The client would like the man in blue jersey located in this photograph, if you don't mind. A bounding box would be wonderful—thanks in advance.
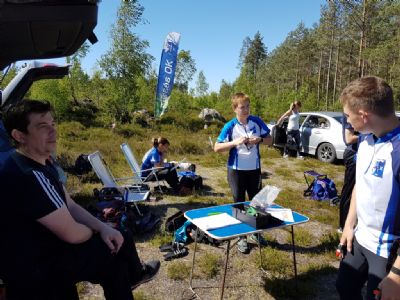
[214,92,272,253]
[336,76,400,299]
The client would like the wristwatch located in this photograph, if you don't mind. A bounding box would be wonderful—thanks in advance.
[259,138,264,144]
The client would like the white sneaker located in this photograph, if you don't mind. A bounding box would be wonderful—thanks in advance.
[283,154,289,159]
[297,155,304,160]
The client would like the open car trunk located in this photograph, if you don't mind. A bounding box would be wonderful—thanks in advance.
[0,0,98,70]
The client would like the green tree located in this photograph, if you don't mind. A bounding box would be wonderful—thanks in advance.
[29,79,70,119]
[175,50,197,92]
[0,64,18,90]
[65,43,90,103]
[195,71,209,97]
[99,0,153,122]
[239,31,268,80]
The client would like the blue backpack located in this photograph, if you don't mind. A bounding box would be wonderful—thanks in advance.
[304,175,338,201]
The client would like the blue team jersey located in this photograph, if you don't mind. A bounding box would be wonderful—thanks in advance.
[216,116,270,170]
[355,126,400,258]
[141,147,161,177]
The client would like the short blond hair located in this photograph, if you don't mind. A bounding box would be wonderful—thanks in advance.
[340,76,394,117]
[231,92,250,110]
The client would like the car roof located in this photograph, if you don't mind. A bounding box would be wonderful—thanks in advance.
[300,111,343,117]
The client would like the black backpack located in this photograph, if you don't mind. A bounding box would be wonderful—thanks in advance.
[74,154,92,175]
[179,174,203,190]
[165,210,186,233]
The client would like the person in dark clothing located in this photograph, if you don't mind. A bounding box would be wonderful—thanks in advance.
[338,115,359,232]
[0,100,160,300]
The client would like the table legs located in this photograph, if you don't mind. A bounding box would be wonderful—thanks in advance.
[219,240,231,300]
[188,229,232,300]
[188,228,298,299]
[189,227,199,295]
[290,225,298,290]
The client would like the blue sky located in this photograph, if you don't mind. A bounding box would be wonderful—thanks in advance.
[74,1,326,92]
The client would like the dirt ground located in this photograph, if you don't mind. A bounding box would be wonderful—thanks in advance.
[79,160,343,300]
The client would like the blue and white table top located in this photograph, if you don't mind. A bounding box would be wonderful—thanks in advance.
[185,202,309,241]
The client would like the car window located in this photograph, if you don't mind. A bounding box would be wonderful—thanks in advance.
[303,116,319,128]
[318,117,330,129]
[333,116,343,123]
[303,116,330,128]
[299,115,307,126]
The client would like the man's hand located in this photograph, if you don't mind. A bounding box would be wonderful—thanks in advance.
[99,225,124,254]
[339,225,354,258]
[235,136,249,146]
[378,273,400,300]
[247,137,261,145]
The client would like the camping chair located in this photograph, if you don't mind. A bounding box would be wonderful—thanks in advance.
[120,142,168,193]
[303,170,325,190]
[87,151,150,215]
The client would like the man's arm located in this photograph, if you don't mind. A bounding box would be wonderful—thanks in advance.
[37,206,93,244]
[340,186,357,254]
[345,128,358,145]
[214,136,248,153]
[248,135,272,146]
[64,187,124,253]
[379,256,400,299]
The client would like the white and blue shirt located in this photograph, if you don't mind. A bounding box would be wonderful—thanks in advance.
[355,126,400,258]
[141,147,161,177]
[216,116,270,170]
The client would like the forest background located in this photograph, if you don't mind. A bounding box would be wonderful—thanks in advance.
[1,0,400,126]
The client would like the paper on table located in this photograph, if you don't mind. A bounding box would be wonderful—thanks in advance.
[266,207,294,222]
[193,213,242,230]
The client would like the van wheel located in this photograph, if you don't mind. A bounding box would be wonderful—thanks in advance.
[317,142,336,163]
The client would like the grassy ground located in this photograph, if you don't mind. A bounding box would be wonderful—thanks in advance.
[59,122,345,300]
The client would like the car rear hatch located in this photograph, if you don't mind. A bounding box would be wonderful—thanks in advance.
[0,0,99,70]
[1,61,69,110]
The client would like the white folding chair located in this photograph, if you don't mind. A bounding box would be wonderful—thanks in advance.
[87,151,149,215]
[120,142,166,193]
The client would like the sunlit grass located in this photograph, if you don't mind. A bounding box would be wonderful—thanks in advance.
[292,227,313,247]
[255,247,293,276]
[197,253,222,279]
[167,261,191,280]
[59,117,346,299]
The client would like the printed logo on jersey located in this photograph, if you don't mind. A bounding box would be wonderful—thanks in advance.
[371,159,386,178]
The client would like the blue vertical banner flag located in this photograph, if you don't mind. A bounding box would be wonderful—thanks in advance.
[155,32,181,118]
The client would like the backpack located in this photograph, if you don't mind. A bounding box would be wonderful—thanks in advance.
[304,175,338,201]
[74,154,92,175]
[165,210,186,233]
[174,220,220,246]
[178,171,203,190]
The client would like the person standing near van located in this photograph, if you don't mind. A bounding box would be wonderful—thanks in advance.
[277,101,303,159]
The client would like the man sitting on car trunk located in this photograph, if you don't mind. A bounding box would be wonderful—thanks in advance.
[0,100,160,300]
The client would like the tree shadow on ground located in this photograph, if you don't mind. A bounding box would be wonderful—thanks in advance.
[263,265,337,299]
[264,233,339,255]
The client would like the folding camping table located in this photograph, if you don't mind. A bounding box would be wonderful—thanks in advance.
[184,202,309,300]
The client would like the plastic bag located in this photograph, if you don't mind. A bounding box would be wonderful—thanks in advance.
[250,185,281,210]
